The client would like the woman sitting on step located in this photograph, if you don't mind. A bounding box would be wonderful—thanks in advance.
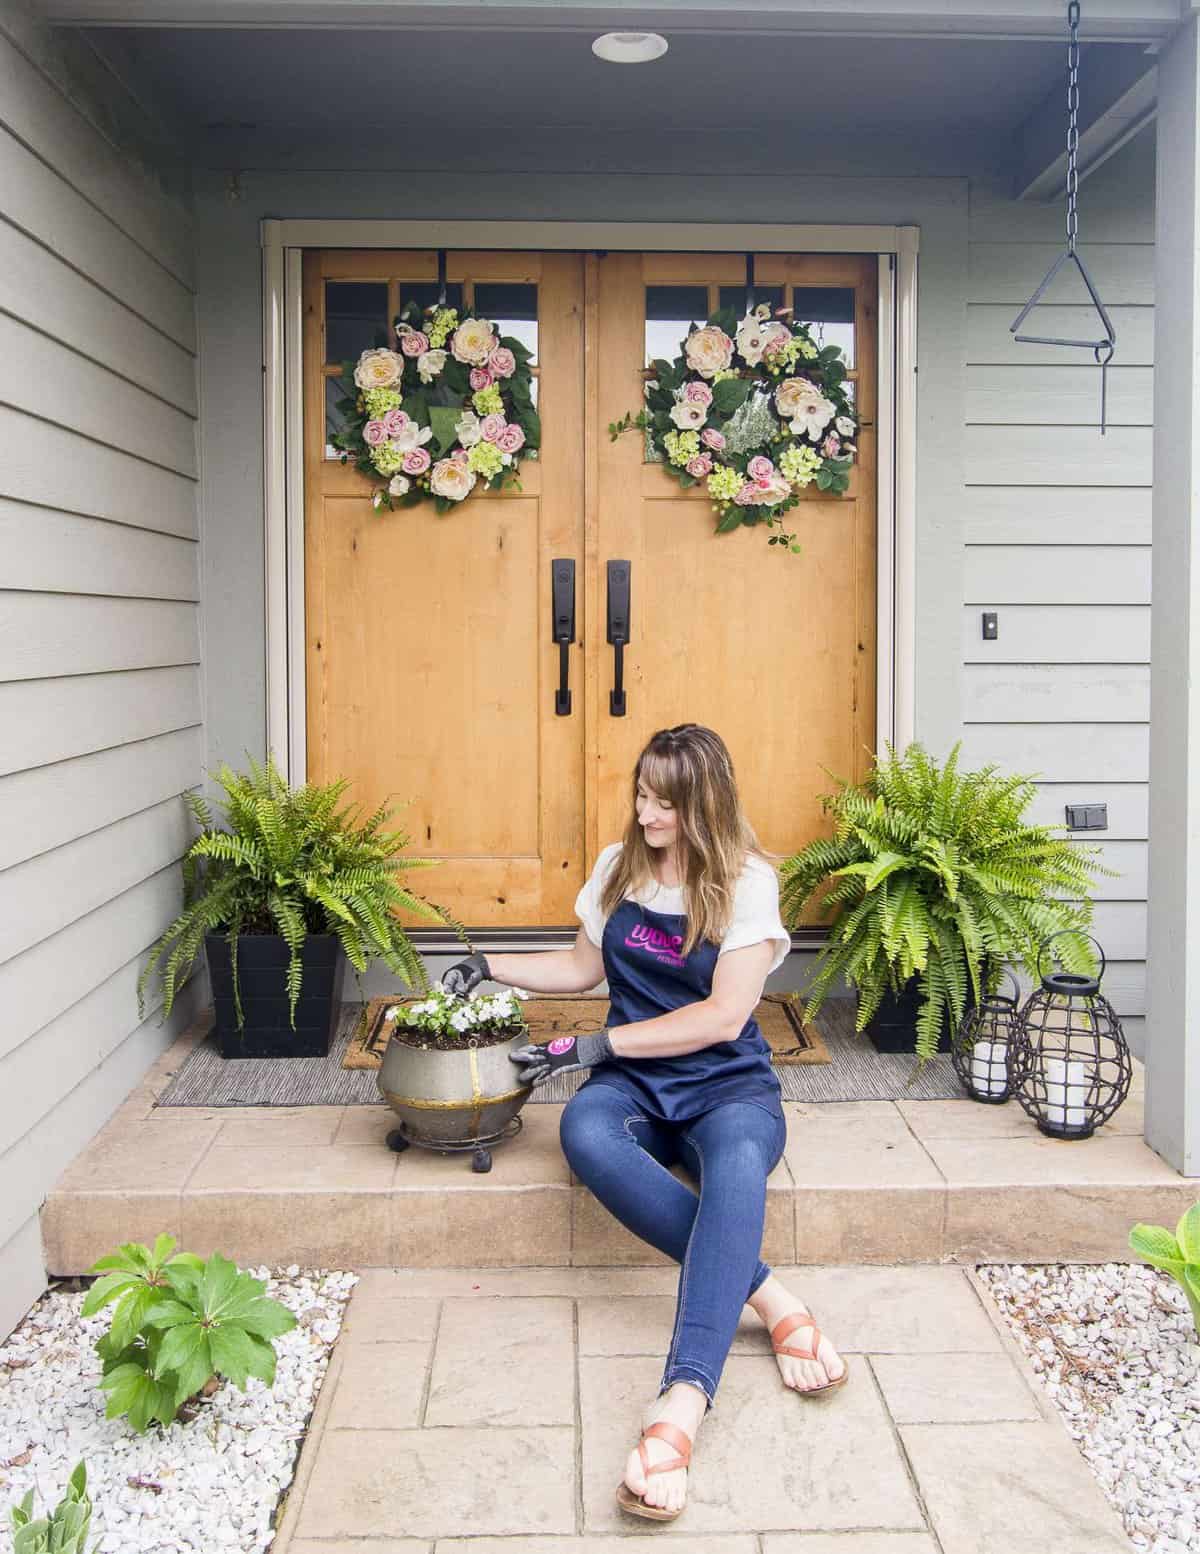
[440,722,848,1523]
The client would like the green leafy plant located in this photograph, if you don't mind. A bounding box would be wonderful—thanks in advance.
[137,752,455,1030]
[1130,1204,1200,1333]
[779,741,1111,1060]
[9,1461,94,1554]
[81,1234,297,1434]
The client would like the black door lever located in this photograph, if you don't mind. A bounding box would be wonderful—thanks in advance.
[552,559,575,715]
[607,559,631,716]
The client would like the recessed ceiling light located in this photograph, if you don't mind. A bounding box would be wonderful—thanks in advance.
[591,31,668,64]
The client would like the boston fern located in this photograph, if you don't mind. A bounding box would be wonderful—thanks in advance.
[779,742,1111,1061]
[137,754,453,1030]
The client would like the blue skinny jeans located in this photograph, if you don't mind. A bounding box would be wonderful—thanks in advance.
[560,1081,787,1407]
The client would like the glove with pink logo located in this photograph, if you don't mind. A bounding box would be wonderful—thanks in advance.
[509,1030,615,1089]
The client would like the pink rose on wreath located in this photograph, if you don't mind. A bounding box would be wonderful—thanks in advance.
[381,408,409,438]
[402,447,432,476]
[747,455,775,483]
[701,428,726,451]
[480,413,507,443]
[734,484,758,506]
[496,423,525,454]
[822,433,841,458]
[488,346,517,378]
[470,367,494,392]
[363,420,389,446]
[400,331,430,358]
[683,381,713,407]
[686,454,713,478]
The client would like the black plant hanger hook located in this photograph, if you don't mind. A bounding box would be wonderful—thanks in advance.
[1008,0,1117,433]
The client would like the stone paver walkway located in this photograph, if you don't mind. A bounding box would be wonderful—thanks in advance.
[272,1264,1131,1554]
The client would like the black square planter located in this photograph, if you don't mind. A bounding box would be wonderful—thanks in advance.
[205,932,346,1059]
[866,977,959,1054]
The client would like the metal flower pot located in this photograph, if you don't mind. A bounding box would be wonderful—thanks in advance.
[377,1028,533,1149]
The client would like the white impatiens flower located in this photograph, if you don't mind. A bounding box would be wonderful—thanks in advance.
[390,418,434,454]
[775,377,837,440]
[388,474,411,498]
[669,399,707,430]
[417,348,448,384]
[835,415,856,438]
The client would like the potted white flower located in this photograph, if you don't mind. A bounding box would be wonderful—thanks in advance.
[377,984,535,1156]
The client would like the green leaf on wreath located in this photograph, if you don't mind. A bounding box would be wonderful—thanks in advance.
[651,359,678,392]
[440,358,470,395]
[716,506,745,534]
[433,495,453,515]
[676,471,698,489]
[711,378,751,415]
[429,406,461,455]
[815,470,833,491]
[710,306,739,337]
[521,407,542,448]
[403,390,429,427]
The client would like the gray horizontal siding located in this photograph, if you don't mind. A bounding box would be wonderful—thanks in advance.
[0,6,203,1339]
[965,132,1153,1044]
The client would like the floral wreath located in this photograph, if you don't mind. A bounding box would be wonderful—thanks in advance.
[331,301,540,514]
[611,302,858,552]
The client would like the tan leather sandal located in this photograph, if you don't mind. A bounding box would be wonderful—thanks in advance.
[771,1310,850,1396]
[615,1419,694,1522]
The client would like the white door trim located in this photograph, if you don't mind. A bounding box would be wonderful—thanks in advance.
[261,218,918,781]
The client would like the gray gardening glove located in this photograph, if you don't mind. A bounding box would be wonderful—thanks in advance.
[441,950,490,998]
[510,1030,615,1089]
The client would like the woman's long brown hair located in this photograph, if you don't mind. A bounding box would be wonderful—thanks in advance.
[600,724,763,956]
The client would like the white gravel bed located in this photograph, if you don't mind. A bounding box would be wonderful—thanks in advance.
[979,1263,1200,1554]
[0,1265,357,1554]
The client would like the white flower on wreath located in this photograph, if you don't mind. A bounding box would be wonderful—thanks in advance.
[389,416,434,454]
[388,474,411,497]
[669,399,708,430]
[775,377,836,440]
[455,410,483,447]
[417,348,448,384]
[354,348,404,390]
[451,317,497,366]
[735,314,790,367]
[430,457,477,502]
[684,324,734,380]
[835,415,856,438]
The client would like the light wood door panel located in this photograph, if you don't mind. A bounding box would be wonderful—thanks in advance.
[304,250,586,924]
[591,252,878,909]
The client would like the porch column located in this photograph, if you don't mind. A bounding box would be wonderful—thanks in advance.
[1147,13,1200,1175]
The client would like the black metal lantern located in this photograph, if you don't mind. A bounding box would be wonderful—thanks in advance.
[1010,932,1132,1140]
[951,967,1022,1104]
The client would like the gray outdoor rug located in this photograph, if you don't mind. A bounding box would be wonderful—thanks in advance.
[154,999,965,1108]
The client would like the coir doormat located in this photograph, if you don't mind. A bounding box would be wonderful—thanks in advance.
[343,993,830,1070]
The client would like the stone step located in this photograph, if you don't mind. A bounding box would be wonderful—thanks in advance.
[41,1027,1185,1275]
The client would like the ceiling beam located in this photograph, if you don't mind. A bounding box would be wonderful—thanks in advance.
[1013,44,1159,200]
[34,0,1184,42]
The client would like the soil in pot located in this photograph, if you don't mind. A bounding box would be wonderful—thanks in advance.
[388,1021,527,1053]
[206,932,345,1059]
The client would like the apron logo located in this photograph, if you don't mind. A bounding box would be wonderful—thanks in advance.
[547,1036,576,1055]
[625,923,686,967]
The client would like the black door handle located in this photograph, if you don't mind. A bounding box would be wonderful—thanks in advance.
[552,559,575,716]
[607,560,631,717]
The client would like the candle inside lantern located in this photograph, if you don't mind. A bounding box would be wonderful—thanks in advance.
[970,1039,1007,1098]
[1043,1055,1088,1128]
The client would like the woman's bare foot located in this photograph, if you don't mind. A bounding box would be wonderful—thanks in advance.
[621,1381,706,1515]
[748,1273,847,1393]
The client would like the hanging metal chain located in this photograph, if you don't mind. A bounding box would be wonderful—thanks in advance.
[1065,0,1081,253]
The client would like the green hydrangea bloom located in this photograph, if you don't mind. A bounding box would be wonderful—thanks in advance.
[710,368,739,384]
[779,443,822,485]
[427,308,459,349]
[472,385,505,417]
[371,444,405,476]
[468,441,507,479]
[364,387,402,418]
[663,429,701,467]
[707,465,743,501]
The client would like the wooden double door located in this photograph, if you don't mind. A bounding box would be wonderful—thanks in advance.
[303,249,877,927]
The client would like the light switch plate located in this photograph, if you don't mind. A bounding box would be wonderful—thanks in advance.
[981,611,998,640]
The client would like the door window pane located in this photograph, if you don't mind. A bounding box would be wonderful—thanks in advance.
[645,285,709,367]
[325,377,355,460]
[791,286,856,367]
[717,284,784,321]
[325,282,388,364]
[473,282,538,361]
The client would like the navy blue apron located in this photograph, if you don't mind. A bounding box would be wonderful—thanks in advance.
[579,897,783,1123]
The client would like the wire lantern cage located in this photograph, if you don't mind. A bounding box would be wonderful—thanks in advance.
[950,966,1022,1105]
[1009,932,1132,1140]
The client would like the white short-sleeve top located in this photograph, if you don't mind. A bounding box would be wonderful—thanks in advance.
[574,842,790,973]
